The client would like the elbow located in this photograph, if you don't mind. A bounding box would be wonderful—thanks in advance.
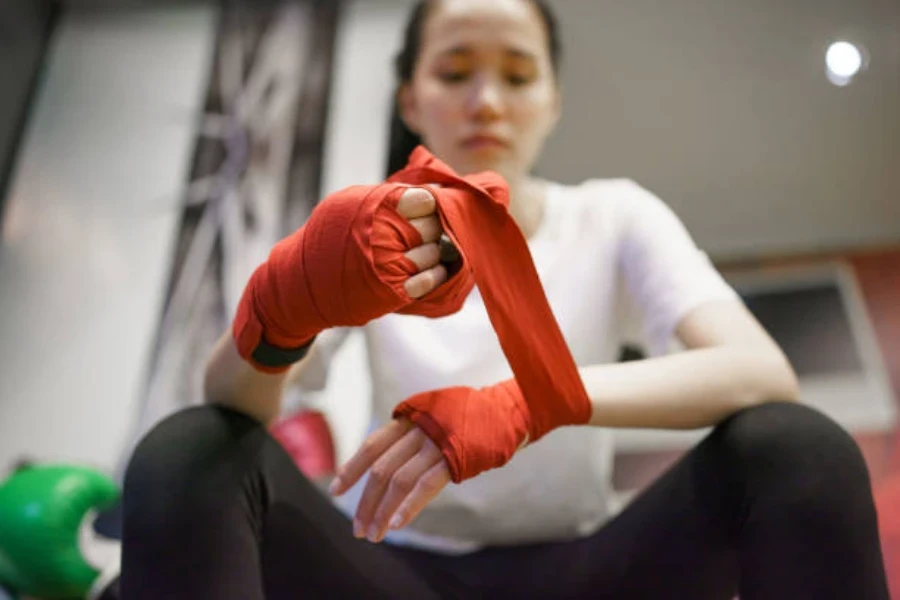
[751,348,801,406]
[780,361,802,403]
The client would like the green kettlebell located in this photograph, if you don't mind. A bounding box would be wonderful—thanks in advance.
[0,464,119,599]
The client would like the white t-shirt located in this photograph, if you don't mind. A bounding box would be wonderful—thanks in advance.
[321,177,738,554]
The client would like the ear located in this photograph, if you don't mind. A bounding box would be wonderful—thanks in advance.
[398,83,422,135]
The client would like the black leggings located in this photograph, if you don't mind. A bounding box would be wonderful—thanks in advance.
[120,402,889,599]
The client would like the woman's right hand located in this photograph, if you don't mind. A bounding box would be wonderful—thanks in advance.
[396,187,449,299]
[233,180,466,373]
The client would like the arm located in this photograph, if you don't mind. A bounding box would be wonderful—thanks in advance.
[584,298,800,430]
[203,186,448,425]
[333,299,801,543]
[203,329,309,425]
[587,180,799,429]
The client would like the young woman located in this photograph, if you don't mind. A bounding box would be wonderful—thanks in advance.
[120,1,889,598]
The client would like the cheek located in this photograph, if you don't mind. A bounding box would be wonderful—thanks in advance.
[418,85,460,133]
[512,89,557,140]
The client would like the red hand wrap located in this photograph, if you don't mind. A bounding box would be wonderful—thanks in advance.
[393,380,530,483]
[391,148,592,483]
[233,180,473,373]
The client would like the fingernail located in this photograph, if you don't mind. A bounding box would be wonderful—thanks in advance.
[328,477,341,495]
[353,520,364,538]
[368,525,379,542]
[390,514,403,529]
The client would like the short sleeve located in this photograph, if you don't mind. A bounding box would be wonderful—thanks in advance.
[614,180,738,356]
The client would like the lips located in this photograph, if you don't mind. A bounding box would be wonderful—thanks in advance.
[461,134,509,150]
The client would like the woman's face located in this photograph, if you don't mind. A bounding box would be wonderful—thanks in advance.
[399,0,561,181]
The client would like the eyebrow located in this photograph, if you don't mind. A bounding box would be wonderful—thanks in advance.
[439,45,538,61]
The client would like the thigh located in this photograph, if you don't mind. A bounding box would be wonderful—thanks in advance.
[257,431,469,599]
[560,445,740,599]
[122,405,460,600]
[392,435,740,600]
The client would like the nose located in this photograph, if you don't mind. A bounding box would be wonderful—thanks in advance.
[465,73,503,122]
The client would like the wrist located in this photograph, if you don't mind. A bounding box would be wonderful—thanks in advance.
[232,273,319,373]
[508,374,592,442]
[248,334,317,373]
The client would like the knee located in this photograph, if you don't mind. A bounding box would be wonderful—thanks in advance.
[125,405,262,485]
[711,401,872,501]
[122,405,268,527]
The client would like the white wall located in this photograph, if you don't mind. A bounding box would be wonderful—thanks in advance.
[537,0,900,260]
[0,5,219,472]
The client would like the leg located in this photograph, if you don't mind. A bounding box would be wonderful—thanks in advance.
[390,402,888,599]
[724,402,888,598]
[120,405,459,599]
[599,401,888,598]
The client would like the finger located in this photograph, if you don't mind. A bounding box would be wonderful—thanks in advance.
[404,243,440,273]
[369,444,443,542]
[404,264,448,299]
[354,429,425,539]
[407,215,442,244]
[388,461,452,532]
[396,187,436,219]
[330,420,411,496]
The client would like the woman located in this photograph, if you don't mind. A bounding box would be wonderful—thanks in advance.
[120,0,889,598]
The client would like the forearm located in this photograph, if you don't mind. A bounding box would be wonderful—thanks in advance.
[582,345,800,430]
[203,330,317,425]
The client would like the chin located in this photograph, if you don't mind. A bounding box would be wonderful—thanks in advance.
[458,155,513,178]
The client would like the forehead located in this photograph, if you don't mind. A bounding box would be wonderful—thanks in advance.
[421,0,549,57]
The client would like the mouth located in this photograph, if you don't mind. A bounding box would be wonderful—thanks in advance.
[460,134,510,151]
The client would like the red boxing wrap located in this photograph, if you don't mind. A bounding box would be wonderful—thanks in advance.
[390,148,592,483]
[233,180,473,373]
[393,380,531,483]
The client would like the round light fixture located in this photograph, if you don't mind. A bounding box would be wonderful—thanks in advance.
[825,41,866,86]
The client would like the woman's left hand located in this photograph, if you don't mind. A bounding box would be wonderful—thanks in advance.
[328,419,451,543]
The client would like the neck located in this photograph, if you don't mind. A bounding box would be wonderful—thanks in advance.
[506,176,546,240]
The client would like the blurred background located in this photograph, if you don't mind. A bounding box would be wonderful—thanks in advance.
[0,0,898,595]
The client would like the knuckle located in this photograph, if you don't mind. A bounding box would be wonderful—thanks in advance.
[391,472,416,495]
[414,186,436,200]
[369,465,390,485]
[391,418,412,434]
[416,275,435,296]
[408,188,433,209]
[420,243,440,267]
[405,276,427,298]
[424,214,441,230]
[423,438,442,457]
[418,477,438,495]
[431,265,448,286]
[360,439,377,458]
[420,470,445,494]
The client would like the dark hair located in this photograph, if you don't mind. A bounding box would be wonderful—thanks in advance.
[385,0,563,176]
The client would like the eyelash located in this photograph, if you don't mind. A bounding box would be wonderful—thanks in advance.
[438,72,532,86]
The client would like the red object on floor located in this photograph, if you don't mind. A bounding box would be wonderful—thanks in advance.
[876,475,900,599]
[270,410,336,479]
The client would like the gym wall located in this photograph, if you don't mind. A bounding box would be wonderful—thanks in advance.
[0,4,220,472]
[0,0,57,219]
[537,0,900,261]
